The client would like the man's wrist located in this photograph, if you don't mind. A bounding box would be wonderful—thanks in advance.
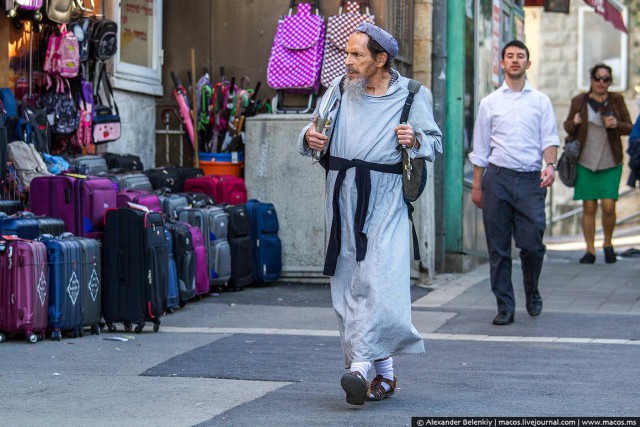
[546,162,556,171]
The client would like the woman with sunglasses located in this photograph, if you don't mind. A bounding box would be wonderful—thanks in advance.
[563,63,633,264]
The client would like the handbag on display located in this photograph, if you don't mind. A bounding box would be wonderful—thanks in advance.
[46,0,73,24]
[320,1,374,88]
[267,0,325,93]
[92,63,121,144]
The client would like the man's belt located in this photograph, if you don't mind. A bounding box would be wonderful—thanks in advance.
[323,155,403,276]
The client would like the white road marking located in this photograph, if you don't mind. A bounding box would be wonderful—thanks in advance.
[160,326,640,345]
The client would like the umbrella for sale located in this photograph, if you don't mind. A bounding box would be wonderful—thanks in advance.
[170,71,196,150]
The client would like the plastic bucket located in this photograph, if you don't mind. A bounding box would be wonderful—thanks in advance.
[198,152,244,177]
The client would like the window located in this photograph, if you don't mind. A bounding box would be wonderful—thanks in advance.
[113,0,163,95]
[577,5,628,92]
[387,0,414,77]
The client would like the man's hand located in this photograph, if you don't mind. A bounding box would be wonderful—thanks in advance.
[540,164,555,188]
[305,116,329,151]
[395,122,417,148]
[471,187,482,209]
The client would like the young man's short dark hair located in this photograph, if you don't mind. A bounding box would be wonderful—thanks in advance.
[501,40,529,61]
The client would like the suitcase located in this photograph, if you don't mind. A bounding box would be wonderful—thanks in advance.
[225,204,254,289]
[30,175,116,238]
[117,173,153,193]
[163,228,180,311]
[183,175,247,205]
[41,236,84,340]
[0,237,48,343]
[245,200,282,284]
[179,192,215,208]
[61,235,102,335]
[68,155,109,176]
[186,224,210,296]
[103,208,167,333]
[0,213,66,240]
[0,199,21,215]
[164,221,196,305]
[143,167,182,193]
[103,153,143,171]
[157,193,189,220]
[116,189,161,212]
[177,206,231,287]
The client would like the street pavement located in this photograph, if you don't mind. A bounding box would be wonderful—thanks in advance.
[1,230,639,426]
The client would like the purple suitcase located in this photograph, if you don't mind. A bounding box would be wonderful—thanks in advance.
[116,189,161,213]
[0,237,48,343]
[30,175,116,238]
[186,224,209,296]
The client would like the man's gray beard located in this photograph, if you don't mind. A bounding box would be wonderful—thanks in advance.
[343,76,367,101]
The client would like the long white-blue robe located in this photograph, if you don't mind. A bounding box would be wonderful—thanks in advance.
[298,72,442,366]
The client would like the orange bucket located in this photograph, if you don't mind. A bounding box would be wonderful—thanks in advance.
[199,160,244,177]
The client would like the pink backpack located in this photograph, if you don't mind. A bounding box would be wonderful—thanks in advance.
[267,1,325,93]
[44,25,80,80]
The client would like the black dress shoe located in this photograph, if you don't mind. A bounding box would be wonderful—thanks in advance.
[492,311,514,325]
[526,292,543,317]
[604,246,617,264]
[579,252,595,264]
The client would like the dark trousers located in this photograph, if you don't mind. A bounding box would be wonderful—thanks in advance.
[482,164,547,313]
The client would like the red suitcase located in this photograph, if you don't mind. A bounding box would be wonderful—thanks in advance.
[183,175,247,205]
[0,237,49,343]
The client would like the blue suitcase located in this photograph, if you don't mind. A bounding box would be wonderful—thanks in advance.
[41,237,84,340]
[0,213,65,240]
[164,228,180,311]
[61,235,102,335]
[245,200,282,284]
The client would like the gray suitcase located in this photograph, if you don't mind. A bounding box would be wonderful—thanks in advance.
[158,194,189,220]
[118,173,153,193]
[70,155,108,176]
[177,206,231,286]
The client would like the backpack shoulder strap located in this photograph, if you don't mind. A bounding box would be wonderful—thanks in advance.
[400,79,422,124]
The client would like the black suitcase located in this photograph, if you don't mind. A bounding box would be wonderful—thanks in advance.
[103,153,144,171]
[144,167,181,193]
[225,204,254,289]
[0,199,21,215]
[164,221,196,306]
[103,208,167,333]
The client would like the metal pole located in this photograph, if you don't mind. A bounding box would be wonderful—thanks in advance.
[432,0,447,272]
[444,0,465,253]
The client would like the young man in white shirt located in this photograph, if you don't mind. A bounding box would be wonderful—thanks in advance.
[469,40,559,326]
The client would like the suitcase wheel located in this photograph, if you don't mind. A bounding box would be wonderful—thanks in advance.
[179,300,187,308]
[124,322,133,332]
[51,330,62,341]
[106,322,117,333]
[91,324,101,335]
[135,322,145,334]
[153,322,160,333]
[28,333,38,344]
[0,333,6,343]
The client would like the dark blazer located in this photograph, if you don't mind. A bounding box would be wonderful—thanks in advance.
[563,92,633,164]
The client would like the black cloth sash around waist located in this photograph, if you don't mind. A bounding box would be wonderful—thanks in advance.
[323,155,403,276]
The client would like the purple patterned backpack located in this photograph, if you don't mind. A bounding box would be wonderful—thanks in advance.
[267,1,325,93]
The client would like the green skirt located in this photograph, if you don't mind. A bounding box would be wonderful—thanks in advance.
[573,164,622,200]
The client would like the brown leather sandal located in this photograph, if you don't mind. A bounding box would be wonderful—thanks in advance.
[340,371,369,405]
[367,375,397,401]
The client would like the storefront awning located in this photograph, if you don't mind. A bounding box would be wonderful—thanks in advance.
[583,0,628,33]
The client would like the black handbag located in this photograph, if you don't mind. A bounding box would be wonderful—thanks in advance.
[557,138,580,187]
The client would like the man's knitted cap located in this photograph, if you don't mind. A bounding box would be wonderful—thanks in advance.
[355,22,399,60]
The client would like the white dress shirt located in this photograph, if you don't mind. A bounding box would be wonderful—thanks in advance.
[469,81,560,172]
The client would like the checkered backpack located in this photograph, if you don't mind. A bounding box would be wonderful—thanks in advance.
[267,1,325,93]
[321,1,374,88]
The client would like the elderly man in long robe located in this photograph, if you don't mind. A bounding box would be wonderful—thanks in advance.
[298,23,442,406]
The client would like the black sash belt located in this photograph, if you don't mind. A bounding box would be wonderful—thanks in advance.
[323,156,403,276]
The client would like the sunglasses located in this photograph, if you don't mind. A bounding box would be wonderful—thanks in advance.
[593,76,612,83]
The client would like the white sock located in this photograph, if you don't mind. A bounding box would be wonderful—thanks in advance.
[373,357,394,392]
[350,361,371,379]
